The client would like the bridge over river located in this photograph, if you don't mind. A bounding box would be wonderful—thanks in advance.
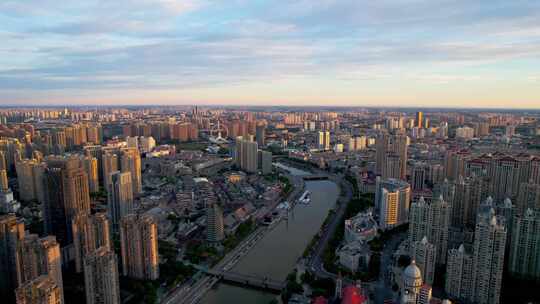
[203,270,285,293]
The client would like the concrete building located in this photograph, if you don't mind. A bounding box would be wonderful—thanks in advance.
[344,211,378,243]
[16,275,62,304]
[235,137,258,173]
[207,203,224,243]
[83,247,120,304]
[375,178,411,229]
[516,182,540,215]
[43,156,91,249]
[258,150,272,175]
[400,260,423,304]
[317,131,330,151]
[445,244,474,303]
[410,237,436,285]
[17,235,63,304]
[375,133,409,179]
[82,156,99,193]
[121,148,142,195]
[102,152,118,193]
[107,171,134,230]
[0,214,25,301]
[408,196,450,265]
[508,208,540,280]
[72,213,111,273]
[120,214,159,280]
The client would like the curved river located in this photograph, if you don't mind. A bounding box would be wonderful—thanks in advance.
[201,164,339,304]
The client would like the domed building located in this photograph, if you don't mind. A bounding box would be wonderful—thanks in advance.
[400,260,423,304]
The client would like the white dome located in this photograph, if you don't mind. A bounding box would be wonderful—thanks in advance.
[403,260,422,283]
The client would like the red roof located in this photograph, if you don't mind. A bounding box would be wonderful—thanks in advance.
[341,285,367,304]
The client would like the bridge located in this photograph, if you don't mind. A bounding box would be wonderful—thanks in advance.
[204,270,285,293]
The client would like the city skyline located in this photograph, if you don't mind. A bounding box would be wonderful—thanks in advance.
[2,1,540,108]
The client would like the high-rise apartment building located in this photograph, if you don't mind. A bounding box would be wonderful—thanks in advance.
[317,131,331,151]
[121,148,142,195]
[206,203,224,243]
[258,150,272,175]
[415,112,423,129]
[409,196,450,265]
[102,152,118,193]
[0,214,25,301]
[410,236,436,285]
[375,133,409,179]
[107,171,134,229]
[256,123,266,147]
[235,137,258,173]
[82,156,99,193]
[17,235,63,303]
[43,156,91,248]
[411,163,427,191]
[120,214,159,280]
[471,212,506,304]
[72,213,111,273]
[451,175,488,228]
[516,182,540,214]
[508,208,540,280]
[83,247,120,304]
[445,244,474,302]
[15,275,62,304]
[375,178,411,229]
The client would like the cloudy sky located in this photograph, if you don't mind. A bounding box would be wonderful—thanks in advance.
[1,0,540,108]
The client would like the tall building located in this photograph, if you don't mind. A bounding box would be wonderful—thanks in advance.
[120,214,159,280]
[508,208,540,279]
[317,131,330,151]
[83,247,120,304]
[255,123,266,147]
[17,235,63,304]
[107,171,134,229]
[411,163,427,191]
[516,182,540,214]
[206,203,224,243]
[375,133,409,179]
[445,244,474,302]
[15,275,62,304]
[102,152,118,193]
[382,153,401,179]
[72,213,111,273]
[471,212,507,304]
[15,159,41,202]
[235,137,258,173]
[43,156,91,249]
[410,237,436,285]
[415,112,423,129]
[451,175,487,228]
[257,150,272,175]
[120,148,142,195]
[82,156,99,193]
[375,178,411,229]
[348,136,366,152]
[408,196,450,264]
[0,214,25,301]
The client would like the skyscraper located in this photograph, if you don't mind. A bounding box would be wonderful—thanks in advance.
[16,275,62,304]
[410,236,436,285]
[82,156,99,194]
[409,196,450,264]
[257,150,272,175]
[317,131,330,151]
[43,156,91,249]
[0,214,25,301]
[83,247,120,304]
[121,148,142,195]
[102,152,118,193]
[206,203,224,243]
[255,123,266,147]
[17,235,63,304]
[120,214,159,280]
[411,163,427,191]
[445,244,474,302]
[516,182,540,214]
[107,171,134,229]
[508,208,540,280]
[375,133,409,179]
[375,178,411,229]
[235,137,258,173]
[415,111,423,129]
[72,213,111,273]
[472,212,506,304]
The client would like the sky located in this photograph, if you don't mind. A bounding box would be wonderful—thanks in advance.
[1,0,540,108]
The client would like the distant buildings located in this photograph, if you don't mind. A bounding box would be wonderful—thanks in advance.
[317,131,331,151]
[120,214,159,280]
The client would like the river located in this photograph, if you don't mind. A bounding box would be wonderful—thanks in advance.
[200,163,339,304]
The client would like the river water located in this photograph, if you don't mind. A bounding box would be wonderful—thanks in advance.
[201,164,339,304]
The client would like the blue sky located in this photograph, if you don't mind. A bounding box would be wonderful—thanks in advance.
[1,0,540,108]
